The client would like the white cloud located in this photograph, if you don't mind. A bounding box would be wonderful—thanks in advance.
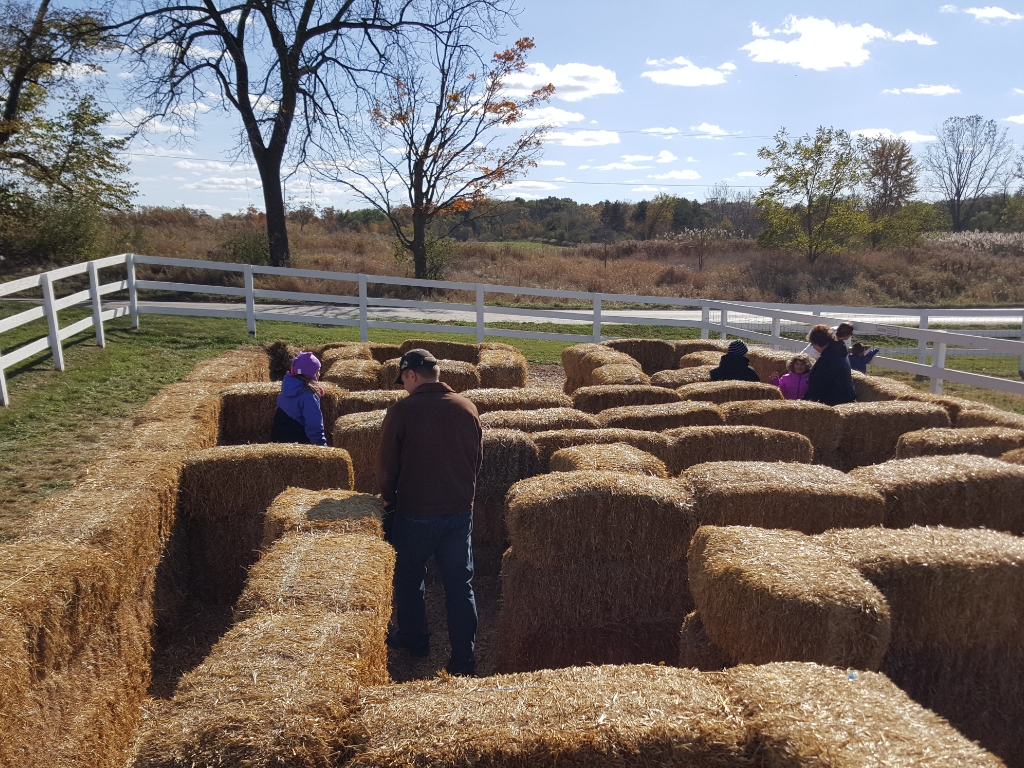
[581,162,652,171]
[734,151,747,156]
[737,171,761,177]
[940,4,959,11]
[656,150,677,163]
[686,156,698,162]
[107,108,193,135]
[641,57,734,87]
[751,22,771,37]
[632,185,668,193]
[497,180,563,199]
[174,159,255,172]
[1014,88,1024,94]
[131,146,195,158]
[181,176,261,191]
[852,128,937,142]
[517,106,586,128]
[504,63,622,102]
[546,130,620,147]
[642,126,679,135]
[965,6,1022,19]
[718,62,738,71]
[691,122,734,139]
[622,154,654,162]
[1005,114,1024,123]
[538,160,567,166]
[891,30,938,44]
[883,84,960,95]
[648,169,701,180]
[553,177,572,182]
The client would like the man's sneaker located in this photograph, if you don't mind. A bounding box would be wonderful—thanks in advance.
[386,628,430,657]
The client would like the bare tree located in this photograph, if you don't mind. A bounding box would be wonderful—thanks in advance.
[113,0,505,267]
[860,135,918,220]
[923,115,1015,232]
[316,28,551,280]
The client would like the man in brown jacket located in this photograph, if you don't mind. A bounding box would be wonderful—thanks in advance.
[376,349,483,675]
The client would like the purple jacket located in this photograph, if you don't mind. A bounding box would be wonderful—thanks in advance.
[777,371,810,400]
[276,374,326,445]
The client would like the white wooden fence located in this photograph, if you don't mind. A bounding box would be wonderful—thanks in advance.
[2,252,1024,406]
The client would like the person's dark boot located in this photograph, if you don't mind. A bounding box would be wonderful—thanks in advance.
[445,655,476,676]
[386,628,430,657]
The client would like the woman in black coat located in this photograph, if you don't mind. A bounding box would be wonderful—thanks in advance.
[802,325,856,406]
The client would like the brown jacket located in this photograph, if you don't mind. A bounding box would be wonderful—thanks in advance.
[376,382,483,517]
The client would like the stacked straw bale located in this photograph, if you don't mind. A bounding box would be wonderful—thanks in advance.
[561,344,644,392]
[600,338,678,374]
[185,345,270,384]
[480,407,599,432]
[265,340,300,379]
[262,487,384,546]
[834,401,950,470]
[851,454,1024,534]
[130,382,223,452]
[177,444,354,605]
[218,381,346,445]
[677,611,732,671]
[682,461,884,533]
[332,410,386,493]
[822,525,1024,764]
[665,426,813,474]
[334,390,406,417]
[744,348,794,382]
[550,443,668,477]
[347,662,1000,767]
[378,358,481,392]
[323,359,383,391]
[650,365,715,389]
[478,343,529,388]
[317,342,401,364]
[677,381,782,404]
[671,338,729,357]
[571,384,680,414]
[559,343,603,384]
[597,401,725,431]
[530,428,673,472]
[399,338,480,363]
[958,408,1024,430]
[851,371,918,402]
[320,344,372,374]
[677,350,725,368]
[462,388,571,414]
[896,426,1024,459]
[499,471,698,669]
[1002,447,1024,464]
[474,429,540,546]
[591,364,650,386]
[688,526,891,669]
[720,399,840,462]
[895,392,995,426]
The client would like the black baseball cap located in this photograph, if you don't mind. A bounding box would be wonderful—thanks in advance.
[394,349,439,384]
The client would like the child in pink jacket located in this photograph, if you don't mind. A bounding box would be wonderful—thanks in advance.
[770,354,812,400]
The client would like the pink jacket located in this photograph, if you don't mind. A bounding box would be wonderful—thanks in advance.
[775,371,810,400]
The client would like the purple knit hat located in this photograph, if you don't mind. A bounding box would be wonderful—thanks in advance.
[290,351,321,378]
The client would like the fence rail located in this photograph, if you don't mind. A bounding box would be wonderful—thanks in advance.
[2,252,1024,406]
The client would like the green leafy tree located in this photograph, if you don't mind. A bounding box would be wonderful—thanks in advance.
[756,127,865,264]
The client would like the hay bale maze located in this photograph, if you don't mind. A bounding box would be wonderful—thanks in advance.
[596,401,724,431]
[833,401,951,470]
[549,443,668,477]
[479,407,599,432]
[896,426,1024,459]
[649,364,715,388]
[571,383,680,414]
[376,339,529,389]
[677,380,783,404]
[666,426,813,474]
[720,399,840,465]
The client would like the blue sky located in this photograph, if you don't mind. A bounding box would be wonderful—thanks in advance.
[108,1,1024,213]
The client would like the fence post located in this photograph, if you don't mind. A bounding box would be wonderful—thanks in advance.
[930,342,947,395]
[359,276,368,342]
[476,285,485,343]
[719,308,729,341]
[771,315,781,351]
[592,295,602,342]
[88,260,105,348]
[1019,314,1024,378]
[700,306,709,340]
[0,365,8,407]
[243,265,256,337]
[41,272,65,371]
[916,313,929,368]
[126,253,139,329]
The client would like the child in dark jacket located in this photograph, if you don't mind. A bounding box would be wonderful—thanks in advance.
[769,354,812,400]
[272,351,327,446]
[709,339,761,383]
[802,325,856,406]
[849,343,880,374]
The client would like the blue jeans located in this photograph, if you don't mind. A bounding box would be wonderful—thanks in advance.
[391,512,477,668]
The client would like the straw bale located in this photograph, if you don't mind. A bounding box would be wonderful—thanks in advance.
[601,338,678,374]
[321,344,373,372]
[1002,447,1024,464]
[743,348,794,383]
[678,350,724,368]
[896,426,1024,459]
[348,664,751,767]
[851,371,917,402]
[323,358,383,391]
[677,381,783,405]
[895,392,994,425]
[334,390,407,418]
[571,384,680,414]
[834,400,950,470]
[185,345,270,384]
[957,408,1024,430]
[597,401,725,431]
[399,338,480,364]
[132,612,384,768]
[235,530,394,621]
[720,399,841,456]
[262,487,384,546]
[367,342,402,363]
[530,427,674,472]
[590,363,651,386]
[650,365,715,389]
[505,470,697,565]
[851,455,1024,533]
[722,662,1003,766]
[462,388,571,414]
[497,549,692,670]
[474,429,540,547]
[218,381,280,444]
[559,343,603,382]
[477,345,529,388]
[377,358,481,392]
[683,461,884,533]
[178,444,354,604]
[332,410,386,493]
[678,611,732,671]
[577,345,641,379]
[480,407,598,432]
[549,442,668,477]
[129,418,222,453]
[130,382,223,451]
[666,426,813,475]
[671,338,729,357]
[689,526,891,669]
[265,340,300,380]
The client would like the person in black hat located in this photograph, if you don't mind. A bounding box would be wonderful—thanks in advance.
[709,339,761,383]
[376,348,483,676]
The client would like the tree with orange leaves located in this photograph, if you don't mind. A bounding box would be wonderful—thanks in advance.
[316,13,552,280]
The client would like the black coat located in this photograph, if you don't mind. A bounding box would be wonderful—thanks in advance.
[803,341,856,406]
[709,353,761,383]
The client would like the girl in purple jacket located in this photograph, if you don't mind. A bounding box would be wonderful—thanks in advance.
[770,354,812,400]
[271,351,327,446]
